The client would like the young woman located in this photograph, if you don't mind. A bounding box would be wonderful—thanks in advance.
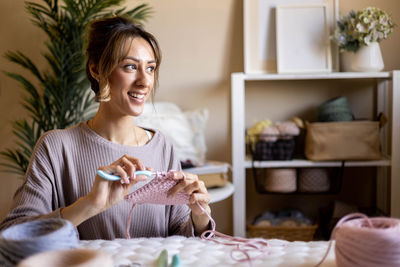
[0,16,211,240]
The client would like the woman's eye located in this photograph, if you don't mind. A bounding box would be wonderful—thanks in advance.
[124,64,136,71]
[146,66,155,72]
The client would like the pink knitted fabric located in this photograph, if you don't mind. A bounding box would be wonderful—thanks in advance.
[124,171,189,205]
[124,171,269,266]
[124,171,190,238]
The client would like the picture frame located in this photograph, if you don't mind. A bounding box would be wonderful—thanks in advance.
[243,0,338,74]
[276,4,332,73]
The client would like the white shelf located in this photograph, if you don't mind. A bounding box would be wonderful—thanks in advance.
[244,156,391,168]
[231,71,400,237]
[209,182,234,204]
[240,71,392,81]
[183,161,230,175]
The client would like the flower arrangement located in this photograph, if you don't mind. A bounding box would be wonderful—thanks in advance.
[334,7,395,52]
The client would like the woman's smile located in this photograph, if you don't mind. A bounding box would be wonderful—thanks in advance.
[107,37,156,117]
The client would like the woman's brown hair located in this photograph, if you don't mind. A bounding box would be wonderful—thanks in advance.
[85,16,161,102]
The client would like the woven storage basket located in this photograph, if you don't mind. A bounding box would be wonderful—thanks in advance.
[253,138,295,160]
[248,133,296,161]
[247,223,318,241]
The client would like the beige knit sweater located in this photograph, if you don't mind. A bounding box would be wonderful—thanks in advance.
[0,122,194,240]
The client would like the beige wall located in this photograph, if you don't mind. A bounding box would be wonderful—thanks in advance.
[0,0,399,235]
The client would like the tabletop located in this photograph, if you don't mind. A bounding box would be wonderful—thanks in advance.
[81,235,336,267]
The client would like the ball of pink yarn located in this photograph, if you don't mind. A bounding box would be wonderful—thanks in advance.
[333,213,400,267]
[276,121,300,136]
[259,126,279,142]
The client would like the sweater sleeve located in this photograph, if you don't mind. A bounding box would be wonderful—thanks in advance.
[0,133,61,231]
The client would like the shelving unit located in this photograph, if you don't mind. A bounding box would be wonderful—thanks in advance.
[185,161,234,204]
[231,71,400,237]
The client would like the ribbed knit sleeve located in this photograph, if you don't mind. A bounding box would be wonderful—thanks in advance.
[0,122,195,240]
[0,132,64,230]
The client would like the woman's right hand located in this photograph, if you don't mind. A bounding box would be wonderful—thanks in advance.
[61,154,148,226]
[87,154,149,212]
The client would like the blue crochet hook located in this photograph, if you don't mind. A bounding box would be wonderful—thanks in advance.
[97,169,154,181]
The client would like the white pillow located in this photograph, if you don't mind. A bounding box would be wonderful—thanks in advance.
[135,102,208,166]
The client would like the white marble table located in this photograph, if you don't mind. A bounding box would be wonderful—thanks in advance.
[81,236,336,267]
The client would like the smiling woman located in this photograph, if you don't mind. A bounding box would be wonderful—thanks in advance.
[0,16,211,240]
[105,38,156,117]
[85,17,162,103]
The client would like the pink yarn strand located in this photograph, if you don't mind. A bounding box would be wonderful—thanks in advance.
[197,202,269,266]
[126,203,136,239]
[124,170,270,266]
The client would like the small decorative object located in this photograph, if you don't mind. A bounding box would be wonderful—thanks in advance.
[244,0,339,73]
[334,7,395,72]
[276,4,332,73]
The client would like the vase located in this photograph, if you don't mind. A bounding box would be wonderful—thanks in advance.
[340,42,384,72]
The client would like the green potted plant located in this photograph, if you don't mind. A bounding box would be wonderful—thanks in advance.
[333,7,395,72]
[1,0,152,178]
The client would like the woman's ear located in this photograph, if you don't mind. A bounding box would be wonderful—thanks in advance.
[89,61,100,81]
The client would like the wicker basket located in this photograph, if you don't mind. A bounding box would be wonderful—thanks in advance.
[247,223,318,241]
[248,134,296,161]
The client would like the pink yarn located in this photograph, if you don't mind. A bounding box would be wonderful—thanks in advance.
[198,203,269,266]
[124,171,269,266]
[124,171,190,205]
[276,121,300,136]
[316,213,400,267]
[259,126,280,142]
[124,171,189,238]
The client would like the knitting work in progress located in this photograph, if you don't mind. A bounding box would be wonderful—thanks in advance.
[112,170,269,266]
[123,171,190,238]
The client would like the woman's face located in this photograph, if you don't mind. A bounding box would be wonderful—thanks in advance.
[107,37,156,117]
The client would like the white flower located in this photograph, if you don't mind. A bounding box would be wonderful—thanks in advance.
[333,7,395,52]
[356,23,367,33]
[364,35,372,45]
[368,21,377,31]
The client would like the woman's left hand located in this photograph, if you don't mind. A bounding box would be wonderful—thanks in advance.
[168,171,211,233]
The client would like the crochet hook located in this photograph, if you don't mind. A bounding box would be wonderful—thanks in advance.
[97,169,154,181]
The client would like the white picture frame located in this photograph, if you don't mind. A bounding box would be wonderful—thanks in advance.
[276,4,332,73]
[243,0,338,74]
